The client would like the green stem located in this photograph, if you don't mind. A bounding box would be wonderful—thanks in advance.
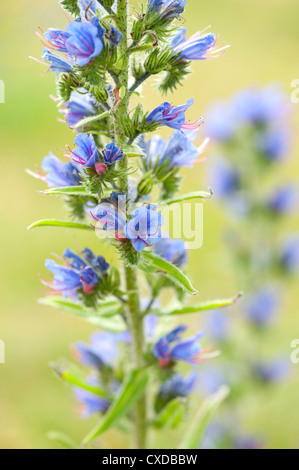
[114,0,147,450]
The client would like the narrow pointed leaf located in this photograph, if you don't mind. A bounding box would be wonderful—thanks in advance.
[178,386,229,449]
[138,251,197,295]
[82,368,149,446]
[163,190,213,206]
[152,294,242,316]
[42,186,90,197]
[39,297,126,332]
[153,398,186,429]
[73,111,110,129]
[47,430,77,449]
[27,219,93,231]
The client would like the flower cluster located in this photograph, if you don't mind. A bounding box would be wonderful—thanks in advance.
[30,0,230,450]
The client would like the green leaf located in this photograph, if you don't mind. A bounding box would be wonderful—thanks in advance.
[53,364,111,400]
[42,186,90,197]
[47,430,77,449]
[138,251,197,295]
[152,294,242,316]
[153,398,185,429]
[39,297,126,332]
[73,111,110,129]
[123,144,145,158]
[27,219,93,231]
[163,190,213,206]
[178,386,229,449]
[82,368,149,446]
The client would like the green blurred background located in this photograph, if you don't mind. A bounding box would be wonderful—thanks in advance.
[0,0,299,448]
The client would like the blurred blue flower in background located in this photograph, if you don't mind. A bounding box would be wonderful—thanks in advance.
[244,287,280,327]
[280,235,299,273]
[253,357,291,383]
[154,238,188,267]
[159,372,197,398]
[267,185,297,214]
[205,310,230,342]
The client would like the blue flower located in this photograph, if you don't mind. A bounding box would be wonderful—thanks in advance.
[205,102,237,141]
[280,235,299,273]
[159,372,197,398]
[148,0,187,19]
[74,331,130,368]
[74,387,110,418]
[61,88,97,128]
[90,204,126,231]
[41,48,73,75]
[109,26,123,46]
[142,130,204,168]
[199,365,228,396]
[71,133,99,168]
[267,185,297,214]
[257,128,290,161]
[232,85,287,124]
[43,259,82,298]
[146,99,199,131]
[205,309,230,342]
[43,28,70,53]
[154,238,188,267]
[208,157,240,197]
[244,288,280,326]
[65,20,104,67]
[103,142,123,165]
[172,28,227,61]
[43,248,109,298]
[81,248,110,272]
[153,325,205,366]
[41,153,83,187]
[125,205,165,252]
[253,357,290,383]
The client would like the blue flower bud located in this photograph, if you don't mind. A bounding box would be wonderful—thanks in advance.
[103,142,123,165]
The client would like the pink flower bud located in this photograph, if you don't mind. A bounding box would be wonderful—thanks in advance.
[95,162,107,176]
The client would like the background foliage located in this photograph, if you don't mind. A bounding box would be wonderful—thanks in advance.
[0,0,299,448]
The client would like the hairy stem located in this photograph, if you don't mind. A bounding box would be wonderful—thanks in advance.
[114,0,147,450]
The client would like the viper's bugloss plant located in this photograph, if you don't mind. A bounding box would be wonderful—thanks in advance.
[29,0,232,449]
[202,85,297,448]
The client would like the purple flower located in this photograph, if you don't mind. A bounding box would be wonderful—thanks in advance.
[172,27,228,61]
[90,204,126,231]
[146,99,200,131]
[244,287,280,327]
[42,248,110,298]
[253,357,290,383]
[74,331,130,368]
[103,142,123,165]
[61,88,97,128]
[74,387,110,418]
[70,133,99,168]
[267,185,297,214]
[153,325,205,366]
[148,0,187,19]
[154,238,188,267]
[41,48,73,75]
[159,372,197,398]
[232,85,288,124]
[109,26,123,46]
[142,130,207,168]
[41,153,83,187]
[257,128,290,161]
[208,157,240,197]
[125,204,165,252]
[43,28,70,53]
[280,235,299,272]
[205,102,237,141]
[205,310,230,342]
[65,20,104,67]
